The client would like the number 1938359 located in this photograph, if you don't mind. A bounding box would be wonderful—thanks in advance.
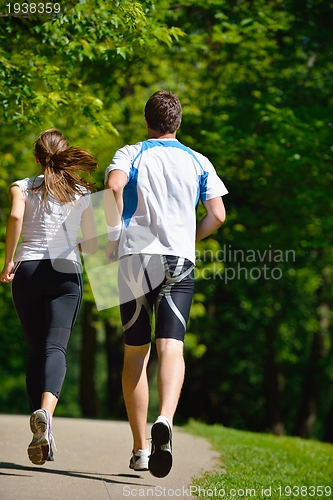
[6,3,61,14]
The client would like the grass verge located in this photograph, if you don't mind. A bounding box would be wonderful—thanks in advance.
[185,420,333,499]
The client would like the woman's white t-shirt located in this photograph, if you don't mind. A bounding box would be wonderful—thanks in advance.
[13,175,90,264]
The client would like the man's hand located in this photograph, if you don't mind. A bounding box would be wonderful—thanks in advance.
[105,240,119,262]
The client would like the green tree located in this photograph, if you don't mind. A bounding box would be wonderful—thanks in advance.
[0,0,183,416]
[156,0,333,439]
[1,0,332,443]
[0,0,183,130]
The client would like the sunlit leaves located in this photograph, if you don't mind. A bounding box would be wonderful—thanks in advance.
[0,0,183,127]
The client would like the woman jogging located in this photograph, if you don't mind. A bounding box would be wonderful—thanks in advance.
[0,128,98,465]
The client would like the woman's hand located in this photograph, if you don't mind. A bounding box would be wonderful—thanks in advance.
[0,261,15,283]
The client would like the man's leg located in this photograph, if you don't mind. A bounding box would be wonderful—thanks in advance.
[119,255,158,458]
[148,337,183,478]
[156,338,185,425]
[148,256,194,477]
[122,342,151,452]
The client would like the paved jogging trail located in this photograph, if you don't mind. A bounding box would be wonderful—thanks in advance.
[0,415,220,500]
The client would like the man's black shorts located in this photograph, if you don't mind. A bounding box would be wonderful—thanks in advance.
[118,254,195,346]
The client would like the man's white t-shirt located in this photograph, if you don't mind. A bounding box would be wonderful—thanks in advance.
[105,139,228,264]
[13,175,90,264]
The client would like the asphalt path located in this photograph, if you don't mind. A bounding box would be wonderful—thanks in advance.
[0,415,220,500]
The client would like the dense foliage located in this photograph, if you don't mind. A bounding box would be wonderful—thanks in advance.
[0,0,332,441]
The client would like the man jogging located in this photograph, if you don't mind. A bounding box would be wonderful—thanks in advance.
[104,91,228,478]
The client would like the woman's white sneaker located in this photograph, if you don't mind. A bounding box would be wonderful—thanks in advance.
[28,409,53,465]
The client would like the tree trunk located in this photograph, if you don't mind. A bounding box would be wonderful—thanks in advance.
[147,341,158,382]
[104,320,127,419]
[264,325,285,435]
[292,332,322,438]
[293,301,327,438]
[324,401,333,443]
[79,301,98,417]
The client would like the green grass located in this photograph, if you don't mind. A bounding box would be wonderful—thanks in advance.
[185,420,333,499]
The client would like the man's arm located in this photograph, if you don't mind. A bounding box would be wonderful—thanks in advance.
[196,197,226,242]
[104,169,128,225]
[104,169,128,262]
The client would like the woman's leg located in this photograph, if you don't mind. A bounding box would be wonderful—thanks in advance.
[13,259,83,464]
[42,260,83,411]
[12,260,83,413]
[12,261,48,412]
[40,392,58,417]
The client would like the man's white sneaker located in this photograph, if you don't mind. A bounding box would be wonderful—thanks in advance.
[149,416,172,478]
[129,447,150,471]
[28,409,54,465]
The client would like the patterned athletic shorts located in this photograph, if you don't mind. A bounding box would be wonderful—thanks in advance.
[118,254,195,346]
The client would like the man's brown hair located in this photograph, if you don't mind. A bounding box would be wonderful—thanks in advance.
[144,91,182,134]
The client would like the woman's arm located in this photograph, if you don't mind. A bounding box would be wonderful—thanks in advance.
[78,202,98,255]
[0,185,25,283]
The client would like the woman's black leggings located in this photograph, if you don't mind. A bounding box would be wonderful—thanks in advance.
[11,259,82,412]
